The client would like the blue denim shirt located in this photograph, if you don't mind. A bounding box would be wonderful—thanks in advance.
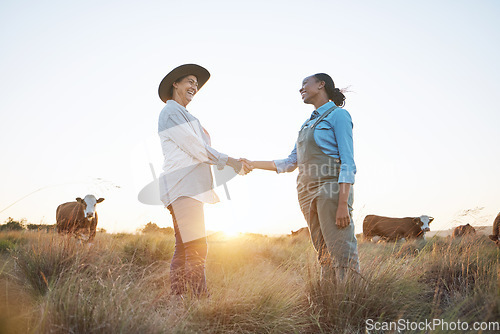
[274,101,356,184]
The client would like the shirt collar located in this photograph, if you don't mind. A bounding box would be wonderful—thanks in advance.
[316,101,336,116]
[166,99,189,112]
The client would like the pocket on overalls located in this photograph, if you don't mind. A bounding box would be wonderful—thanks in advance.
[318,181,340,200]
[314,162,341,179]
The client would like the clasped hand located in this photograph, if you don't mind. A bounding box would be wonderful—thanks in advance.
[226,157,254,175]
[239,158,254,175]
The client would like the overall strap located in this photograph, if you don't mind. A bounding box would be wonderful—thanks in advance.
[311,106,337,128]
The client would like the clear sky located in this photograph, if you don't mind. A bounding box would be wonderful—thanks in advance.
[1,0,499,235]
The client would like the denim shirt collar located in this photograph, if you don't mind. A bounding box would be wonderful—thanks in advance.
[316,101,337,116]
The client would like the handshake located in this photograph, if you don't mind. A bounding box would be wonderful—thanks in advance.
[226,157,254,175]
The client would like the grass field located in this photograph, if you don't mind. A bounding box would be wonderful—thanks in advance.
[0,230,498,333]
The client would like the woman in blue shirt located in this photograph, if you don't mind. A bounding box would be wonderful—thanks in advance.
[243,73,360,282]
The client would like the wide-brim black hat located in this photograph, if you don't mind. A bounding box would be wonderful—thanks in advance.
[158,64,210,103]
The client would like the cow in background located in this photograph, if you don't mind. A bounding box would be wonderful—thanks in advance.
[56,195,105,242]
[363,215,434,241]
[290,227,309,238]
[488,213,500,248]
[452,223,476,238]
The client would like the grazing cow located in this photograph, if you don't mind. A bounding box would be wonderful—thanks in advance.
[452,223,476,238]
[488,213,500,248]
[56,195,104,242]
[290,227,309,238]
[363,215,434,241]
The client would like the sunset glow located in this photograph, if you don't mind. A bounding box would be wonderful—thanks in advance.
[1,0,499,235]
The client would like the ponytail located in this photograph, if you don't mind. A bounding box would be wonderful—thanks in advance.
[313,73,346,107]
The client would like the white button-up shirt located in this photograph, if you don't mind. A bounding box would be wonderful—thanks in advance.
[158,100,228,207]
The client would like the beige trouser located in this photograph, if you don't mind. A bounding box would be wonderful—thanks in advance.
[305,183,360,282]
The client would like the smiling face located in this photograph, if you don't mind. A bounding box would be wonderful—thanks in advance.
[172,75,199,107]
[299,75,329,108]
[300,76,320,104]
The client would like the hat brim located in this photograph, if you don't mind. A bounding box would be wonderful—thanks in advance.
[158,64,210,103]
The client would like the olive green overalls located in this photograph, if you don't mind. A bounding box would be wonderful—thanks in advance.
[296,106,360,281]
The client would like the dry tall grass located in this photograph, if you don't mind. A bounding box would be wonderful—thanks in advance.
[0,230,498,333]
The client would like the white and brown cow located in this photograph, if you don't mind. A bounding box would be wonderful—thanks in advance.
[488,213,500,248]
[56,195,104,242]
[363,215,434,241]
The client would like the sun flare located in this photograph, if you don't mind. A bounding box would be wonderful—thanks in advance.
[222,229,240,238]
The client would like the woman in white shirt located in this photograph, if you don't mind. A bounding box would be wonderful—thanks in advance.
[157,64,249,297]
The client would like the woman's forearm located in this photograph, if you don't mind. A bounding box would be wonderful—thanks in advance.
[338,183,351,205]
[226,157,241,170]
[336,182,352,228]
[249,160,277,172]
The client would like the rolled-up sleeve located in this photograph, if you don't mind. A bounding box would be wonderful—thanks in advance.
[163,114,228,169]
[331,109,356,184]
[273,144,298,173]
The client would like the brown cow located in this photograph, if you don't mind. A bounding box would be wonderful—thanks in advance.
[56,195,104,242]
[290,227,309,238]
[363,215,434,241]
[452,223,476,238]
[488,213,500,248]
